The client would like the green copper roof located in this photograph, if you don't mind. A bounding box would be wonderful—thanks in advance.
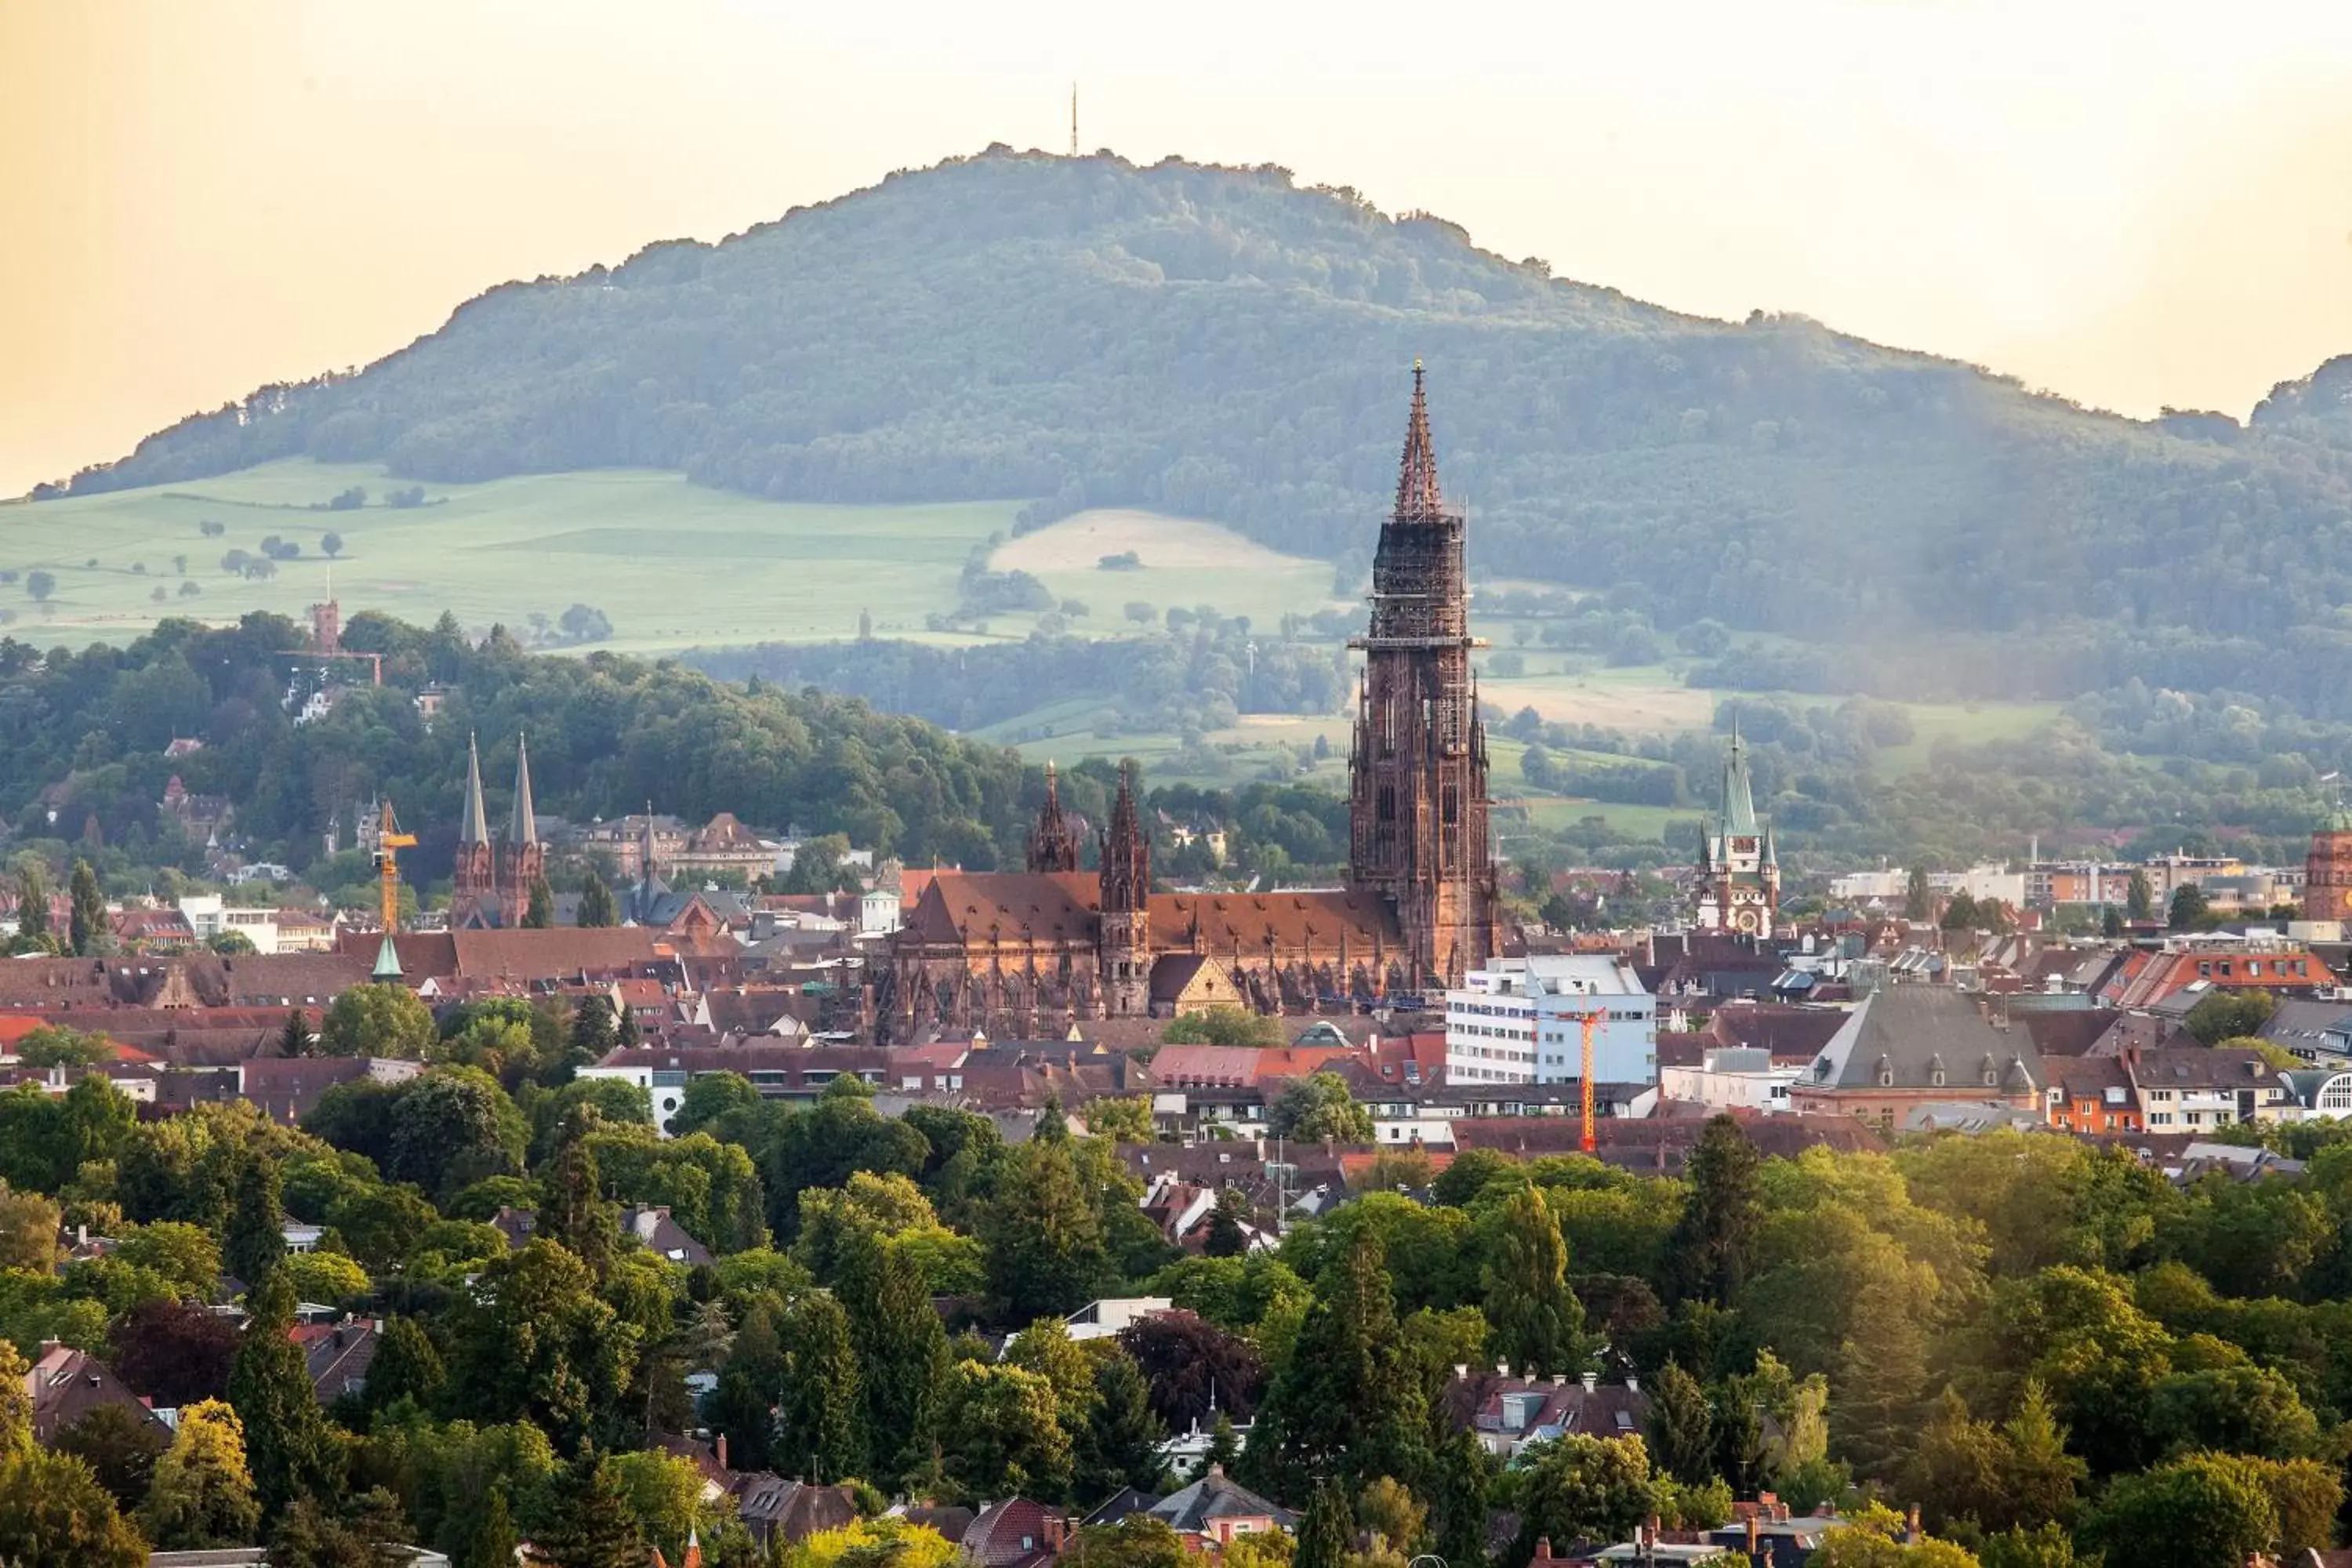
[371,935,405,982]
[1720,719,1759,837]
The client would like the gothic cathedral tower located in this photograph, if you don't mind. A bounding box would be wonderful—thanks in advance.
[1348,365,1499,988]
[1098,761,1152,1015]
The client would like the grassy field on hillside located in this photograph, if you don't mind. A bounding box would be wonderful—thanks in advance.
[993,510,1344,632]
[0,460,1021,652]
[0,461,1350,656]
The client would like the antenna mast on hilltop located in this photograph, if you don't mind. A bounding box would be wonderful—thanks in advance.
[1070,82,1079,157]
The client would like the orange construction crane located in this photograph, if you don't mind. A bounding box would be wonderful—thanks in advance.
[372,800,416,933]
[1566,1008,1605,1152]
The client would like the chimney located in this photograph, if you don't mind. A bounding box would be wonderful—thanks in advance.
[717,1432,728,1474]
[1532,1540,1554,1563]
[1497,1360,1511,1379]
[1625,1374,1639,1394]
[1043,1514,1066,1552]
[1453,1363,1468,1381]
[75,1224,88,1247]
[1580,1371,1597,1392]
[1644,1513,1662,1547]
[1905,1504,1922,1544]
[1748,1515,1761,1555]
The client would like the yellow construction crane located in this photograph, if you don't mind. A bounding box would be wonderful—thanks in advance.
[1568,1008,1605,1153]
[372,800,416,934]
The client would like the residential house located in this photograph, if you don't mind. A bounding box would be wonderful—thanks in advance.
[24,1343,168,1444]
[1088,1466,1296,1548]
[2045,1054,2139,1134]
[957,1499,1068,1568]
[1062,1298,1174,1342]
[728,1475,859,1547]
[1442,1366,1653,1460]
[2100,933,2336,1010]
[579,1044,890,1133]
[2131,1047,2291,1131]
[293,1318,383,1405]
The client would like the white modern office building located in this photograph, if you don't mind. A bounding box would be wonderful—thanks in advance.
[1443,955,1658,1087]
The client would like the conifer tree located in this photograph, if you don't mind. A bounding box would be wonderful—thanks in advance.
[469,1485,519,1568]
[540,1106,617,1279]
[1483,1183,1588,1377]
[777,1290,866,1483]
[227,1274,342,1522]
[16,862,50,947]
[365,1316,446,1416]
[1662,1115,1760,1308]
[532,1442,645,1568]
[1432,1428,1492,1568]
[69,857,107,956]
[710,1303,786,1475]
[1078,1349,1167,1500]
[1294,1480,1356,1568]
[278,1007,312,1058]
[568,996,618,1063]
[577,870,618,929]
[523,877,554,929]
[1244,1228,1426,1500]
[841,1235,952,1483]
[225,1149,287,1290]
[982,1136,1112,1322]
[1646,1361,1718,1486]
[1202,1187,1249,1258]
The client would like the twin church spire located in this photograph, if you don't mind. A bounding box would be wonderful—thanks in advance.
[452,732,545,926]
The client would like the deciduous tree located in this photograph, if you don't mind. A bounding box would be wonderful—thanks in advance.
[1483,1183,1589,1377]
[141,1396,263,1547]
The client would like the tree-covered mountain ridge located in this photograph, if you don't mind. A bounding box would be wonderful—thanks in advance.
[41,147,2352,707]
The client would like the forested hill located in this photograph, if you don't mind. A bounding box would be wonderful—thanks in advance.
[44,147,2352,710]
[0,612,1032,879]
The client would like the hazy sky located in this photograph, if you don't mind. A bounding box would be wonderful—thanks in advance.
[7,0,2352,496]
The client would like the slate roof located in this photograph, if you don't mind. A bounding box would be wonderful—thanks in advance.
[1802,985,2041,1094]
[2019,1008,2121,1059]
[729,1475,858,1544]
[622,1205,715,1267]
[292,1319,380,1404]
[1441,1370,1650,1450]
[1704,1003,1847,1062]
[1149,1468,1296,1532]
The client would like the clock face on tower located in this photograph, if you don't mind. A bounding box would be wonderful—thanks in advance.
[1734,907,1761,932]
